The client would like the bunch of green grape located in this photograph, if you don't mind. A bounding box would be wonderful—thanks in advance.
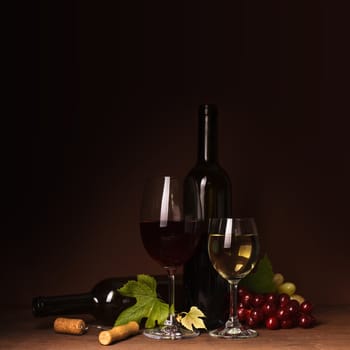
[273,273,305,304]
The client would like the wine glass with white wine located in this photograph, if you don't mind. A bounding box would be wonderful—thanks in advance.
[208,217,260,338]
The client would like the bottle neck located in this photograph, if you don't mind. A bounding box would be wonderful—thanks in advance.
[197,104,218,163]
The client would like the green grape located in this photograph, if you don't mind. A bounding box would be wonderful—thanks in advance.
[277,282,296,296]
[290,294,305,304]
[272,273,284,287]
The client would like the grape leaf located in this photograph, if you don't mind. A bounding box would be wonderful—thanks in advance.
[178,306,207,331]
[239,254,276,293]
[114,274,169,328]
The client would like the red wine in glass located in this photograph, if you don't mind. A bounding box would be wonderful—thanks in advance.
[140,176,202,340]
[140,221,200,267]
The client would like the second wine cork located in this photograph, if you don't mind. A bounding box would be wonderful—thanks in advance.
[53,317,86,335]
[98,321,140,345]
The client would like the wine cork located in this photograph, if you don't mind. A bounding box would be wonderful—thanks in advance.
[98,321,139,345]
[54,317,86,335]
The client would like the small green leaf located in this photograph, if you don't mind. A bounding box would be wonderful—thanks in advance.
[179,306,207,331]
[137,274,157,292]
[240,254,276,293]
[114,275,169,328]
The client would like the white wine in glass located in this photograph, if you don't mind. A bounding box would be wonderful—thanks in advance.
[208,217,260,338]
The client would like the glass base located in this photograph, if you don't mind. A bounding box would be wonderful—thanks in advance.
[209,325,258,339]
[143,324,200,340]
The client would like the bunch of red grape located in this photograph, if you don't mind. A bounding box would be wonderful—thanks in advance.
[237,274,316,330]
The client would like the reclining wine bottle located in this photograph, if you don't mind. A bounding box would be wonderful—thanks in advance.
[183,104,232,330]
[32,276,171,326]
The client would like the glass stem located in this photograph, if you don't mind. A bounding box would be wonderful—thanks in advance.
[228,280,240,327]
[166,267,176,325]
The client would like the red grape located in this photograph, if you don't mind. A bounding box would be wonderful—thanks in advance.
[278,293,290,307]
[276,307,291,321]
[265,293,278,305]
[250,308,264,324]
[247,316,259,328]
[286,300,300,316]
[251,294,266,308]
[242,292,253,308]
[245,308,252,319]
[238,286,248,299]
[298,313,315,328]
[300,300,313,314]
[281,318,295,329]
[262,302,277,317]
[237,307,247,322]
[265,316,280,330]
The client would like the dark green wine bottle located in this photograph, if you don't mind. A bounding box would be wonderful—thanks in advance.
[32,276,173,326]
[183,104,232,330]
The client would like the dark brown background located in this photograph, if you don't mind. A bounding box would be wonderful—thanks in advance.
[4,1,349,307]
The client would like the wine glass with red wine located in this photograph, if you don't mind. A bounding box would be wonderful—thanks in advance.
[140,176,202,339]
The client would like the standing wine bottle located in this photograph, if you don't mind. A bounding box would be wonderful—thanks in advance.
[183,104,232,330]
[32,276,171,326]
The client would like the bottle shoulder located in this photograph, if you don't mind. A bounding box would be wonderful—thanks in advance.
[92,278,128,293]
[186,163,231,185]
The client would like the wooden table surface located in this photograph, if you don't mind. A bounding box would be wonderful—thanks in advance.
[1,305,349,349]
